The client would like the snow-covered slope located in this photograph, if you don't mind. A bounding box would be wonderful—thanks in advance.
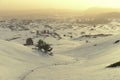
[1,32,120,80]
[0,40,75,80]
[24,35,120,80]
[1,18,120,80]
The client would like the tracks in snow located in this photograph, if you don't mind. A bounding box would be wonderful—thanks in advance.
[18,59,79,80]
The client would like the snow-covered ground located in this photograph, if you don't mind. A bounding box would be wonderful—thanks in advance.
[0,18,120,80]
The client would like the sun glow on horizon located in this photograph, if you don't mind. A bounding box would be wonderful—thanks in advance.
[0,0,120,11]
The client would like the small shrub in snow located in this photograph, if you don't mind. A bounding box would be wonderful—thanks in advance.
[24,38,34,46]
[94,44,97,46]
[36,30,40,35]
[86,40,89,43]
[37,39,45,50]
[36,39,53,56]
[114,40,120,44]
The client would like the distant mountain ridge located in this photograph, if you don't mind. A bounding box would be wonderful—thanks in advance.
[79,7,120,24]
[97,12,120,18]
[82,7,120,18]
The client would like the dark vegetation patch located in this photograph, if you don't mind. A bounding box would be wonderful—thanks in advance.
[81,34,112,38]
[106,61,120,68]
[24,38,34,46]
[114,40,120,44]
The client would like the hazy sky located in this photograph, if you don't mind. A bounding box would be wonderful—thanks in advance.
[0,0,120,11]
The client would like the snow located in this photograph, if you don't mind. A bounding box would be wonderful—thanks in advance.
[0,39,75,80]
[24,35,120,80]
[0,18,120,80]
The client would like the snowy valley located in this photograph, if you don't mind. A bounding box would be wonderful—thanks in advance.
[0,17,120,80]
